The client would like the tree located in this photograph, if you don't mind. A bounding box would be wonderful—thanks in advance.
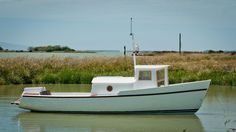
[27,45,76,52]
[0,46,3,51]
[28,47,33,52]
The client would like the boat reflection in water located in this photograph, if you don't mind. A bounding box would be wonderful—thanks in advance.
[17,112,204,132]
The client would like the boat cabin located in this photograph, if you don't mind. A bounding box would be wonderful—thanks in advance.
[91,65,169,95]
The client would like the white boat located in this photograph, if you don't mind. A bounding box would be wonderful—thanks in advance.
[13,18,211,113]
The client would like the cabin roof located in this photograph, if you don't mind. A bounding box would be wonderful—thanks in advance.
[135,65,169,70]
[92,76,135,84]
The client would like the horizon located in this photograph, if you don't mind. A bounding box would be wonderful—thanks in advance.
[0,0,236,51]
[1,41,235,52]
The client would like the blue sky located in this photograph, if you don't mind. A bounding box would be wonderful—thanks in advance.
[0,0,235,51]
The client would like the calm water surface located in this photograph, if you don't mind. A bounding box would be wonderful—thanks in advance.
[0,84,236,132]
[0,52,128,58]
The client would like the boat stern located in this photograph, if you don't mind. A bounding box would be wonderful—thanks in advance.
[11,87,50,106]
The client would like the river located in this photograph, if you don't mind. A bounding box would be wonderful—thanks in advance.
[0,84,235,132]
[0,52,128,58]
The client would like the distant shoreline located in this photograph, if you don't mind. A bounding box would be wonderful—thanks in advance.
[0,50,97,53]
[0,50,235,54]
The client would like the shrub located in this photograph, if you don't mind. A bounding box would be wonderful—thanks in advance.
[0,53,235,86]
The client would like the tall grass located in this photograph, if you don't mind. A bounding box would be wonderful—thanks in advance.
[0,53,235,85]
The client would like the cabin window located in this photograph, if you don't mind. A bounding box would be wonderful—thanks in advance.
[157,70,165,87]
[107,85,113,92]
[139,71,152,80]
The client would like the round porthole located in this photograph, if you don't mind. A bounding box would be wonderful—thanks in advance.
[107,85,113,92]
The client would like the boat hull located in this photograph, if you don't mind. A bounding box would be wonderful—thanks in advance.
[19,80,210,113]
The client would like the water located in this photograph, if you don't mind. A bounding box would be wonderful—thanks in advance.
[0,85,236,132]
[0,52,129,58]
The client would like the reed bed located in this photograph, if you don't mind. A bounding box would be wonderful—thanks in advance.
[0,53,235,86]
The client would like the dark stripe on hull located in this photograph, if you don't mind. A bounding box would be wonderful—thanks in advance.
[30,109,199,114]
[23,88,207,98]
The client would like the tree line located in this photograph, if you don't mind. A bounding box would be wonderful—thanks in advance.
[28,45,75,52]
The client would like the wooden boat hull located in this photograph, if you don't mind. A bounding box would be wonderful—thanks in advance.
[19,80,210,113]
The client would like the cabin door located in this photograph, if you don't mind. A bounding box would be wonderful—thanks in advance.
[156,70,165,87]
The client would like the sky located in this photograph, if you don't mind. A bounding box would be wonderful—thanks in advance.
[0,0,235,51]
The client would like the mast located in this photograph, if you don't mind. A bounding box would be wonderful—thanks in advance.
[130,17,136,71]
[179,33,182,55]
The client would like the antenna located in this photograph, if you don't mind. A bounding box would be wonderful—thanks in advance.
[130,18,133,36]
[130,17,135,44]
[130,17,136,72]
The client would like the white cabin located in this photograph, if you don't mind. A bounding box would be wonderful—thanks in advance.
[91,65,169,95]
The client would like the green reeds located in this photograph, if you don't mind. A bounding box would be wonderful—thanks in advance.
[0,53,235,85]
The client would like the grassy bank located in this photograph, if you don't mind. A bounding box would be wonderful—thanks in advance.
[0,53,235,86]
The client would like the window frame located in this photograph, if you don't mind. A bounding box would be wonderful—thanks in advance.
[156,69,165,87]
[138,70,152,81]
